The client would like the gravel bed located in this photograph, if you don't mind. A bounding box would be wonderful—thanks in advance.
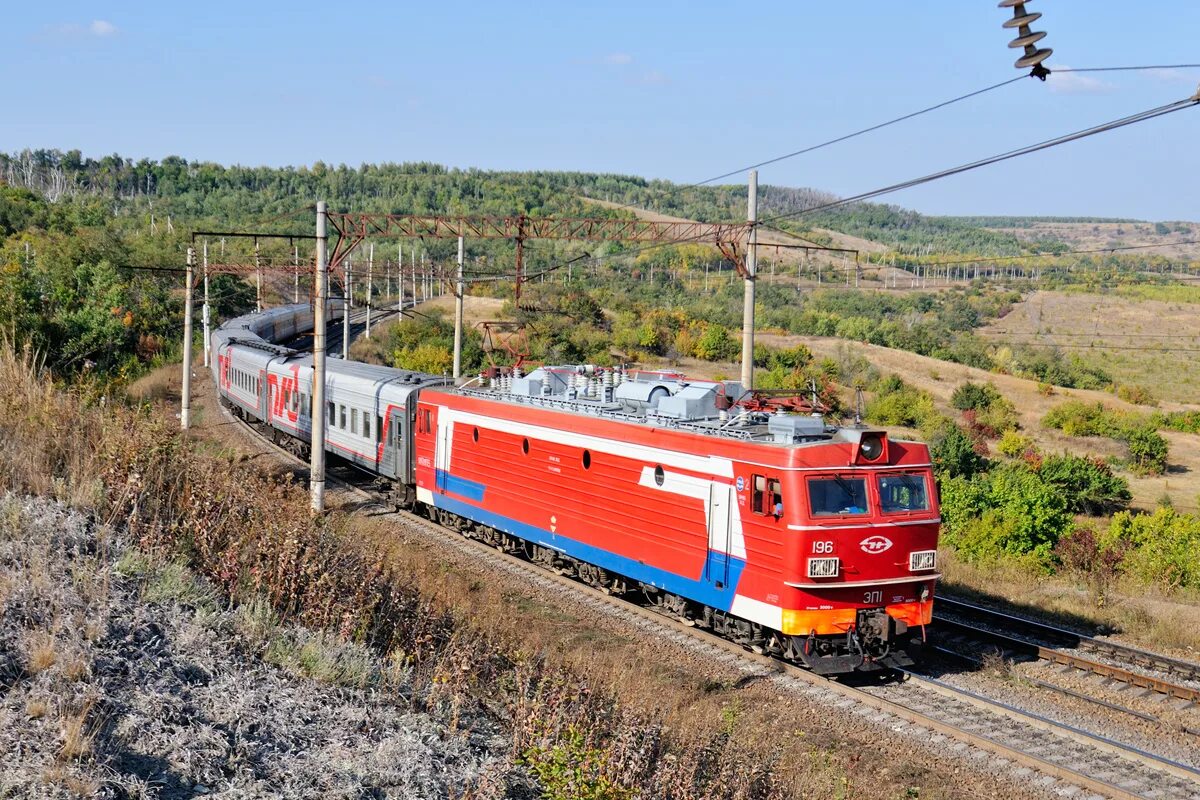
[923,653,1200,771]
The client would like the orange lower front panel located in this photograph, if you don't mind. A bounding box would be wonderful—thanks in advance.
[781,599,933,636]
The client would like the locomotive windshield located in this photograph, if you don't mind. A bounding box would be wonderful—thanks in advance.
[807,476,868,516]
[878,473,930,513]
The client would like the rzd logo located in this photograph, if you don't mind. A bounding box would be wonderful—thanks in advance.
[859,535,893,554]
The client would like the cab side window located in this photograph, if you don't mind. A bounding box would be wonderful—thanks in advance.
[751,475,783,516]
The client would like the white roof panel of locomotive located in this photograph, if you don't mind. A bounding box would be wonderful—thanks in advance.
[461,364,837,445]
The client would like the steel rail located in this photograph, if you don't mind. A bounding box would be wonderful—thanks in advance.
[930,643,1166,725]
[936,596,1200,695]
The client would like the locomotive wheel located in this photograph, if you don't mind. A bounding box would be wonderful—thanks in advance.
[577,563,612,593]
[650,591,694,626]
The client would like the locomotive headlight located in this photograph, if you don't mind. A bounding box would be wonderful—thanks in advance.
[858,432,884,462]
[920,583,931,602]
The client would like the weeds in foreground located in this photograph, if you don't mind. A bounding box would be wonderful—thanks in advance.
[0,346,810,800]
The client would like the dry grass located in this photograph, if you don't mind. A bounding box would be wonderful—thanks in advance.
[979,289,1200,405]
[57,699,97,762]
[25,696,50,719]
[24,630,60,675]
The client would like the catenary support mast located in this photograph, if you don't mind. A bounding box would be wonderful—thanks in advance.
[181,247,195,430]
[453,236,464,381]
[310,202,328,514]
[740,170,758,390]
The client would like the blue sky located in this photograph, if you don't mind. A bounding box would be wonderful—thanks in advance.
[3,2,1198,219]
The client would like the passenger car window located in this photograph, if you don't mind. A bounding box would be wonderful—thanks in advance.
[807,477,869,516]
[362,411,371,441]
[878,474,930,513]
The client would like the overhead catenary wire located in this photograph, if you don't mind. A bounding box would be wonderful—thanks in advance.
[599,63,1200,218]
[1055,64,1200,73]
[687,76,1027,188]
[758,93,1200,230]
[512,91,1200,287]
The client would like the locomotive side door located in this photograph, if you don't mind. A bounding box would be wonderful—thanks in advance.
[705,483,735,589]
[434,415,451,492]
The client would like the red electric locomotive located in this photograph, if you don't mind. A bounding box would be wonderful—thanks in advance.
[414,365,939,674]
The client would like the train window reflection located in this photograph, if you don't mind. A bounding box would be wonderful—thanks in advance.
[807,476,868,516]
[878,474,929,513]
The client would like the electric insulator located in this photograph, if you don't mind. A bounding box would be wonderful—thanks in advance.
[999,0,1052,80]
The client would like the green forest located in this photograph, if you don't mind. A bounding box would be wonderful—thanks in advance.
[4,147,1195,385]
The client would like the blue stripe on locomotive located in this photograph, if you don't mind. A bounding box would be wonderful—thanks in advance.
[432,476,747,612]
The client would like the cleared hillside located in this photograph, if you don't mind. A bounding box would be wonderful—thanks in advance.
[978,290,1200,404]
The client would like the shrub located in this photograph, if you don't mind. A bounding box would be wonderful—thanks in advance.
[1052,526,1127,600]
[1043,402,1169,474]
[930,423,988,479]
[1043,400,1115,438]
[864,375,937,429]
[996,430,1034,459]
[938,463,1071,564]
[1115,384,1156,406]
[692,324,738,362]
[1107,508,1200,591]
[1127,426,1169,475]
[951,381,1017,439]
[392,343,452,374]
[1155,410,1200,434]
[1038,454,1132,515]
[951,381,1001,412]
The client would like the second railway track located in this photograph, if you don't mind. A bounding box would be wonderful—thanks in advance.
[934,596,1200,705]
[224,406,1200,800]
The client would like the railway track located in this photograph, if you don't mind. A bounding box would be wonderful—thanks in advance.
[222,407,1200,800]
[934,597,1200,706]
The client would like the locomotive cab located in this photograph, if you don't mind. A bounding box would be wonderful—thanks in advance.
[778,430,940,674]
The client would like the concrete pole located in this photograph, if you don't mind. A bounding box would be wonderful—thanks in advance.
[255,240,262,312]
[202,241,210,368]
[311,202,328,515]
[294,245,300,303]
[182,247,194,430]
[366,243,374,339]
[453,236,464,381]
[342,255,350,359]
[411,246,417,309]
[398,244,404,315]
[740,170,758,390]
